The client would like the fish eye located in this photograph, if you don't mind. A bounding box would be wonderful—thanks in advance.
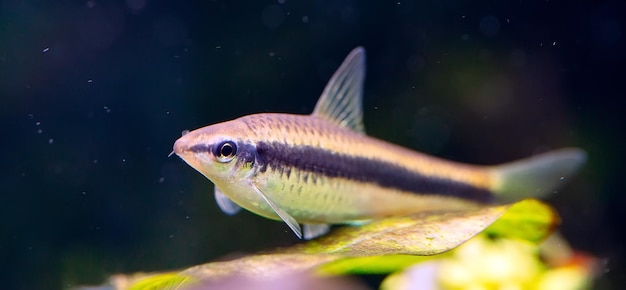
[213,140,237,163]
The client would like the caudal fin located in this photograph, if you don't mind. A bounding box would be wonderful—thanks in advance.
[489,148,587,202]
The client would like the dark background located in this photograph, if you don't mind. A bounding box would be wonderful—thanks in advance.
[1,1,624,289]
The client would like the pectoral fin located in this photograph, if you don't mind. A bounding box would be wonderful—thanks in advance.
[214,186,241,215]
[303,224,330,240]
[248,181,303,239]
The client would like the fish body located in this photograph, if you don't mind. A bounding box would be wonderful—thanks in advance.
[173,47,586,239]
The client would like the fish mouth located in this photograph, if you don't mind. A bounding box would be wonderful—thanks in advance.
[170,129,194,157]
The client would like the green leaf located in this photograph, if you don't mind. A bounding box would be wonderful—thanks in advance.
[316,255,437,275]
[89,199,559,290]
[181,253,339,282]
[484,198,560,242]
[123,272,197,290]
[297,203,510,256]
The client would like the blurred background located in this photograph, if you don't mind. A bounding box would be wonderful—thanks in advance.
[1,1,624,289]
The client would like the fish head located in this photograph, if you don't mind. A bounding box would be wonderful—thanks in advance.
[173,119,259,184]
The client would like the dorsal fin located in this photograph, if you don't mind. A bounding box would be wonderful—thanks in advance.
[312,47,366,134]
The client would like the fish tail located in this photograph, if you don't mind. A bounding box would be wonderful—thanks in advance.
[489,148,587,202]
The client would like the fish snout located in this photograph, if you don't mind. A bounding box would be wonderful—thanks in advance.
[171,129,195,157]
[172,137,188,157]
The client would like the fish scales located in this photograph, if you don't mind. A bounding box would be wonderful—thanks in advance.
[193,113,495,224]
[240,113,493,199]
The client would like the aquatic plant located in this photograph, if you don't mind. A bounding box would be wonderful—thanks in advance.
[76,199,597,289]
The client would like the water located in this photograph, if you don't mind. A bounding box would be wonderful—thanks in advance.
[0,1,623,289]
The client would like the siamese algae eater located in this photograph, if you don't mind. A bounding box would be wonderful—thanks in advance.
[172,47,586,239]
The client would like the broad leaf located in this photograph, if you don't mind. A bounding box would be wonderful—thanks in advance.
[485,198,559,242]
[298,204,508,256]
[85,199,559,290]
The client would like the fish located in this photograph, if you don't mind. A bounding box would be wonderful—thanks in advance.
[172,47,586,240]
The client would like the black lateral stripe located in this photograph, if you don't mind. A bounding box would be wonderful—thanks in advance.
[256,141,495,203]
[189,144,211,153]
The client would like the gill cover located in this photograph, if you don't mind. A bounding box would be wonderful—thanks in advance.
[212,140,306,238]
